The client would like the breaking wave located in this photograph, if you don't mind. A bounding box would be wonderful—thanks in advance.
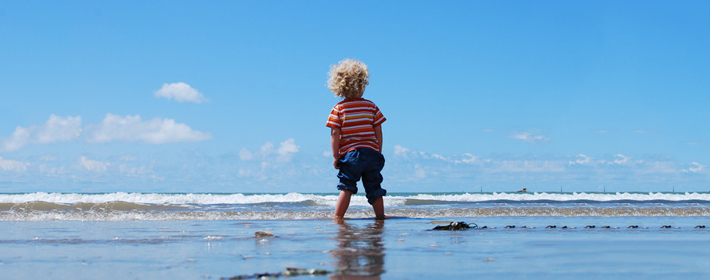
[2,192,710,221]
[2,191,710,205]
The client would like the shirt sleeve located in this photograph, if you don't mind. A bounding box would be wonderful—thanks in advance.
[372,105,386,126]
[326,105,342,128]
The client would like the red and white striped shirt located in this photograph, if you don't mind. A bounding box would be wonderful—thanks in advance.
[326,98,386,156]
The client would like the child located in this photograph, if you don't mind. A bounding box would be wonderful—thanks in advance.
[325,59,387,220]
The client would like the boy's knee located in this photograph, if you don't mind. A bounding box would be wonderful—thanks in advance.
[365,188,386,205]
[337,182,358,194]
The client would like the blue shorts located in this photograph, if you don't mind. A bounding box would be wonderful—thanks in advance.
[336,148,387,205]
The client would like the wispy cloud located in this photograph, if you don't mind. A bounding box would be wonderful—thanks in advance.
[0,115,81,151]
[393,145,412,158]
[0,157,30,172]
[569,154,592,166]
[154,82,207,103]
[80,156,110,172]
[1,114,210,151]
[510,132,548,144]
[393,144,477,164]
[611,154,630,165]
[389,146,710,187]
[239,148,254,160]
[683,162,705,173]
[87,114,212,144]
[119,155,137,161]
[459,153,477,164]
[240,138,300,162]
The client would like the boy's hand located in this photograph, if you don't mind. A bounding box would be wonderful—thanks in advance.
[333,157,340,169]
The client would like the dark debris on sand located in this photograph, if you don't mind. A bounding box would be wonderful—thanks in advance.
[432,221,478,230]
[222,267,334,279]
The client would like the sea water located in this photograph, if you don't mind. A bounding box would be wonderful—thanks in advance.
[1,192,710,279]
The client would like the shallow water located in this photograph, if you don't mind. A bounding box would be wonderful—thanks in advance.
[2,216,709,279]
[2,192,710,279]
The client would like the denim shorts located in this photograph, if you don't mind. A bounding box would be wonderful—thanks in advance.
[337,148,387,205]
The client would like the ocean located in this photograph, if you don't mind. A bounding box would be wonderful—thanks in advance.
[2,192,710,279]
[3,191,710,221]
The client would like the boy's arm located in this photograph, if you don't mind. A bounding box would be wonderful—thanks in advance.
[374,125,383,153]
[331,127,341,169]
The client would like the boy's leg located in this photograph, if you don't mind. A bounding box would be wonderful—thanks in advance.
[371,196,385,219]
[335,149,362,219]
[361,149,386,219]
[334,190,353,218]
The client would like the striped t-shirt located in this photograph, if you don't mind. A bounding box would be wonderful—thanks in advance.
[326,98,386,156]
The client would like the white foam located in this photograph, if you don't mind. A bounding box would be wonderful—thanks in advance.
[1,192,709,207]
[406,192,710,202]
[0,192,336,205]
[3,205,710,221]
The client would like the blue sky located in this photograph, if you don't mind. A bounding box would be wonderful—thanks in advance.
[1,1,708,193]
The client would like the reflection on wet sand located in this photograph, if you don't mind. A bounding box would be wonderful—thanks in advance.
[331,219,386,279]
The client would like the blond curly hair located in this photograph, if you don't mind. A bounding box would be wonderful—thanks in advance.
[327,59,370,99]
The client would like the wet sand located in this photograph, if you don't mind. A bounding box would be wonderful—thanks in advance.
[1,217,709,279]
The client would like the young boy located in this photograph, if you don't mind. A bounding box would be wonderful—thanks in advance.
[325,59,387,220]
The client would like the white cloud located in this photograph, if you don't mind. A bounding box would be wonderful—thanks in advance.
[510,132,548,144]
[80,157,110,172]
[684,162,705,173]
[2,127,30,151]
[1,114,211,150]
[118,164,151,176]
[81,156,110,172]
[35,115,83,143]
[276,138,299,161]
[154,82,207,103]
[1,115,81,151]
[431,154,450,161]
[87,114,212,144]
[0,157,29,172]
[260,142,275,154]
[394,145,410,157]
[458,153,477,164]
[240,139,300,162]
[38,164,67,176]
[612,154,630,165]
[239,148,254,160]
[569,154,592,166]
[394,145,479,165]
[119,155,137,161]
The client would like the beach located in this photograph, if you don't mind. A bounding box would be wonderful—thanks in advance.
[2,192,710,279]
